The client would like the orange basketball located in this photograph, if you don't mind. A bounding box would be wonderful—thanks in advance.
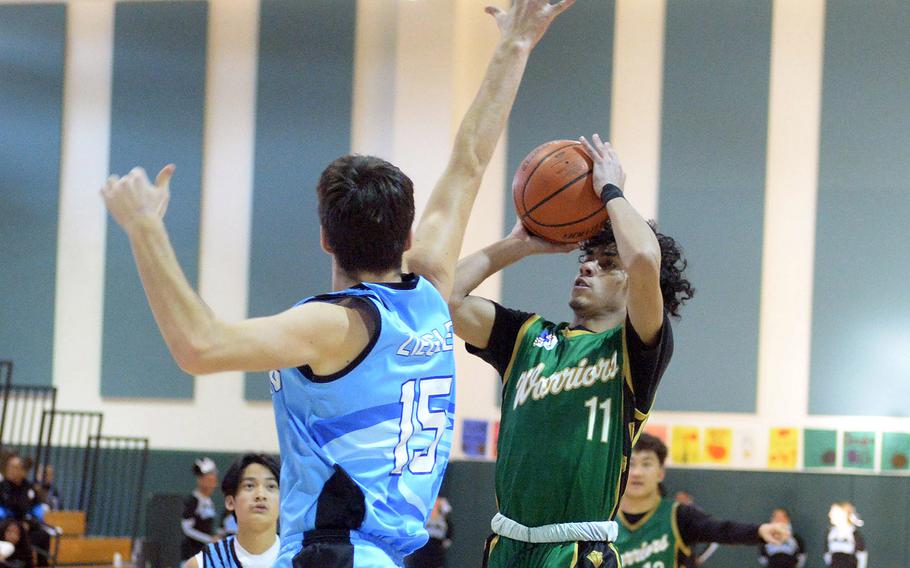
[512,140,609,244]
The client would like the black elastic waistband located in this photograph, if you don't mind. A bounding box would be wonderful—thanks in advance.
[303,528,351,546]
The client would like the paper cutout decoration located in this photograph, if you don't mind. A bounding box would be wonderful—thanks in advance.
[842,431,875,470]
[644,424,668,444]
[768,427,798,469]
[804,429,837,468]
[461,419,488,457]
[671,426,701,464]
[703,428,732,465]
[882,432,910,471]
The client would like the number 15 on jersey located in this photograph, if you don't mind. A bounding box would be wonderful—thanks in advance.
[392,376,453,475]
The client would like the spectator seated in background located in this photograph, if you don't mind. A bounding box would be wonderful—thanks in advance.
[759,508,805,568]
[0,519,33,568]
[0,456,51,567]
[33,467,60,512]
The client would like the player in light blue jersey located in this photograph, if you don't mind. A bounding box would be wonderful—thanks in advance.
[102,1,574,565]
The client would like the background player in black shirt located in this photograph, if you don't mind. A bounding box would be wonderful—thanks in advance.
[181,457,218,563]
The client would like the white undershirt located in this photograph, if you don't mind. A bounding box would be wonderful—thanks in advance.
[192,535,279,568]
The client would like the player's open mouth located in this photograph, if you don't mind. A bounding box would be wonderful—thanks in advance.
[573,277,590,289]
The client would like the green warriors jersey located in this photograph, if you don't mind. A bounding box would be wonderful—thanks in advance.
[617,498,763,568]
[468,303,673,528]
[616,499,687,568]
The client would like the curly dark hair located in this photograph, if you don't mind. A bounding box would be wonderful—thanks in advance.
[580,220,694,318]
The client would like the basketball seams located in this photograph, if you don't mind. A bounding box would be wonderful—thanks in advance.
[523,170,590,217]
[517,140,581,216]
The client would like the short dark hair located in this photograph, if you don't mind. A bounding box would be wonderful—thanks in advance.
[317,155,415,276]
[580,221,694,318]
[633,433,668,466]
[221,453,280,497]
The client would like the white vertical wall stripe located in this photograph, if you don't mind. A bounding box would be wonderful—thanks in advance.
[392,0,456,221]
[351,0,398,157]
[610,0,665,221]
[756,0,826,421]
[53,0,115,411]
[194,0,277,451]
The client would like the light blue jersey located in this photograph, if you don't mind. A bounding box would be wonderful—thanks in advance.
[270,275,455,566]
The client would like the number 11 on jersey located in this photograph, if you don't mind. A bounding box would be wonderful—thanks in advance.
[584,395,611,443]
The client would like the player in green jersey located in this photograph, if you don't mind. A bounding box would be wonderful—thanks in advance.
[449,137,694,567]
[616,434,790,568]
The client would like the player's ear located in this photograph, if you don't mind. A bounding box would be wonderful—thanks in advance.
[225,495,235,512]
[403,231,413,252]
[657,466,666,483]
[320,227,334,254]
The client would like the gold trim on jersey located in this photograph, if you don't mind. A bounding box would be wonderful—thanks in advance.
[608,543,621,567]
[561,323,621,338]
[608,372,630,520]
[488,535,500,557]
[501,315,541,387]
[617,499,661,531]
[620,322,635,395]
[569,542,579,567]
[671,502,692,557]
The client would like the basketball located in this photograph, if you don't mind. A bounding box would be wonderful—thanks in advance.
[512,139,609,244]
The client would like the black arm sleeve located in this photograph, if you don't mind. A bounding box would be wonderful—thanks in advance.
[854,530,866,551]
[676,504,762,546]
[625,312,674,413]
[465,301,536,378]
[182,496,198,520]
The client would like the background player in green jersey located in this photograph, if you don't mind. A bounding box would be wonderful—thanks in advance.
[616,434,790,568]
[449,137,694,567]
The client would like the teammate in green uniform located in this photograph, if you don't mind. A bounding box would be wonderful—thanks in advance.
[616,434,790,568]
[449,137,694,567]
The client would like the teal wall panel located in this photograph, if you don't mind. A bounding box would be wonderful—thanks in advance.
[654,0,771,412]
[809,0,910,416]
[0,4,66,386]
[245,0,356,400]
[499,0,616,325]
[102,2,208,398]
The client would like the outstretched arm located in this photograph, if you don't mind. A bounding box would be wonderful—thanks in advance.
[677,505,790,547]
[580,135,663,345]
[102,167,362,375]
[406,0,574,299]
[449,221,573,348]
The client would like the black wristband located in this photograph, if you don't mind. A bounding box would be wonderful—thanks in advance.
[600,183,624,206]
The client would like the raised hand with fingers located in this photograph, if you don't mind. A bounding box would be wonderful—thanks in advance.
[579,133,626,199]
[485,0,576,49]
[101,164,175,232]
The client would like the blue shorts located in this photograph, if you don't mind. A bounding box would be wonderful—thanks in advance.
[277,530,404,568]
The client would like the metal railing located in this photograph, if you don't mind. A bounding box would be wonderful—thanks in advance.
[34,410,104,511]
[0,383,57,457]
[86,435,150,540]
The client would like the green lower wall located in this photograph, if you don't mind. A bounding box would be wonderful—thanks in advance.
[442,461,908,568]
